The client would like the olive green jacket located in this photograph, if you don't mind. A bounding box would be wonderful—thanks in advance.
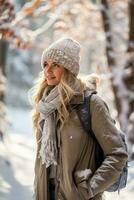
[33,92,128,200]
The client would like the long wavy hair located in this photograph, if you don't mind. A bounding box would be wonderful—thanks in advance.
[29,66,100,138]
[30,69,88,135]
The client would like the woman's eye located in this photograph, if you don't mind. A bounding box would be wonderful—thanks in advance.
[42,62,60,69]
[43,62,47,68]
[52,63,59,68]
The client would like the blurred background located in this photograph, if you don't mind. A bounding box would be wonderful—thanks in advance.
[0,0,134,199]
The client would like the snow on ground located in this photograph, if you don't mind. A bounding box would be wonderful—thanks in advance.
[0,133,35,200]
[6,106,33,136]
[0,106,134,200]
[0,106,36,200]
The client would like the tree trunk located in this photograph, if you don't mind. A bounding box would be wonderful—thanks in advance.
[100,0,121,114]
[0,40,8,141]
[100,0,130,132]
[0,39,8,102]
[101,0,134,159]
[123,0,134,159]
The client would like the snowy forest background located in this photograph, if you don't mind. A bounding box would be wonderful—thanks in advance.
[0,0,134,199]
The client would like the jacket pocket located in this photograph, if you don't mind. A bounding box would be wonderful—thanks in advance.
[74,168,93,200]
[77,180,90,200]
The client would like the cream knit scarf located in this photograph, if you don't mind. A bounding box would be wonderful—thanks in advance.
[36,85,61,168]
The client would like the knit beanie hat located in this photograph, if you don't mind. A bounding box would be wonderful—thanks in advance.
[41,37,81,76]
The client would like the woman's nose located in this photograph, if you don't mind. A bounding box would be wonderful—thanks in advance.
[45,65,52,73]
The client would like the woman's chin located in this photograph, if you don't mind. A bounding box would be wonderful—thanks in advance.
[46,80,59,86]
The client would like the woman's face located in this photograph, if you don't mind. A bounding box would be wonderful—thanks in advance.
[43,59,65,85]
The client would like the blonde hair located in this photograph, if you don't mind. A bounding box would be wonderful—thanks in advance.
[30,69,86,135]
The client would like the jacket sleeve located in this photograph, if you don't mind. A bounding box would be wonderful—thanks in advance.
[87,94,128,197]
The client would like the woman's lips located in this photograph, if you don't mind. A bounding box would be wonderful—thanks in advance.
[46,76,56,80]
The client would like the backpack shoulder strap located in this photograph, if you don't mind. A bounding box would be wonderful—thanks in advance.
[75,91,128,193]
[76,90,97,138]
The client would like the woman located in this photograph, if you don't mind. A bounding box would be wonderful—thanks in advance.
[31,37,128,200]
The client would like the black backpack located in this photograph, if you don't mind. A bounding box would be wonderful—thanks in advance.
[74,90,128,193]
